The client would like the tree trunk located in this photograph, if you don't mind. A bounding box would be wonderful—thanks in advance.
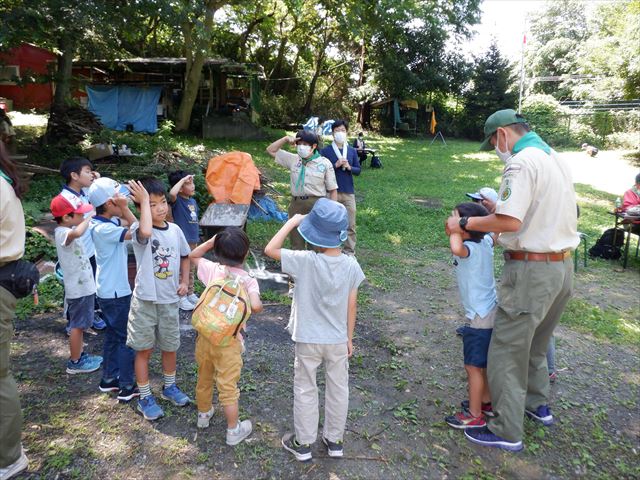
[175,0,220,132]
[302,56,323,117]
[53,39,75,108]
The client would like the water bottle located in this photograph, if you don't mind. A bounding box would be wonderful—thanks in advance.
[615,197,621,211]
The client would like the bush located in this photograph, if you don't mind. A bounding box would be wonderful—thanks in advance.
[606,131,640,150]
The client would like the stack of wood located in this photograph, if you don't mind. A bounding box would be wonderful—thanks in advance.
[44,105,103,144]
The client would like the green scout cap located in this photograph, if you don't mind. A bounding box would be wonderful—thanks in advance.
[479,109,528,151]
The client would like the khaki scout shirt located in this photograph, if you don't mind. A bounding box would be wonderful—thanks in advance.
[275,150,338,197]
[495,147,579,252]
[0,176,25,263]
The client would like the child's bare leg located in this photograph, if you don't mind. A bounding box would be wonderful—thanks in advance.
[465,364,486,417]
[223,402,240,429]
[69,328,83,361]
[161,350,177,374]
[135,349,153,385]
[481,368,491,404]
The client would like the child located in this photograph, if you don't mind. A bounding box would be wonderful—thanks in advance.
[59,156,106,331]
[126,177,191,421]
[50,194,103,374]
[168,170,200,311]
[264,198,365,461]
[444,202,497,429]
[189,227,263,445]
[88,177,139,402]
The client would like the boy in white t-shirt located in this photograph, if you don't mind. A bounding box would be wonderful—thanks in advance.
[265,198,365,462]
[51,194,103,374]
[126,178,191,421]
[189,227,263,445]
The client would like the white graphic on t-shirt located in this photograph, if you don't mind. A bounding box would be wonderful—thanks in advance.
[152,239,175,279]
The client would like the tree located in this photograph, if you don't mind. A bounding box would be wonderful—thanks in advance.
[460,41,517,139]
[525,0,590,99]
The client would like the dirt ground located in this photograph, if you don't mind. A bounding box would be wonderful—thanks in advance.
[8,245,640,480]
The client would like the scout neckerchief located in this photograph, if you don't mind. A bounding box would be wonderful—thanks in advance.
[295,151,320,194]
[512,131,551,155]
[0,168,13,185]
[331,141,348,164]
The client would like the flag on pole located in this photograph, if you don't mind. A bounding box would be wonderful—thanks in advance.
[430,110,437,135]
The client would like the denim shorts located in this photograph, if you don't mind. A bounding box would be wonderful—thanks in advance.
[66,294,95,330]
[462,326,493,368]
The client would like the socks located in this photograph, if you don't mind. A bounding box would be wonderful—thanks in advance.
[139,383,152,399]
[227,423,240,433]
[163,371,176,389]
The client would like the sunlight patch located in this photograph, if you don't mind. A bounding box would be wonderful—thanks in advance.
[385,232,402,245]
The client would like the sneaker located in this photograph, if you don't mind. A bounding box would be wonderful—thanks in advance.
[179,296,195,311]
[92,313,107,331]
[66,355,101,375]
[161,384,190,406]
[281,433,312,462]
[99,377,120,393]
[80,351,103,365]
[525,405,554,426]
[197,406,215,429]
[549,372,557,383]
[460,400,495,418]
[464,426,524,452]
[0,447,28,480]
[117,385,140,402]
[137,395,164,421]
[322,437,344,458]
[445,411,486,429]
[226,419,252,446]
[187,294,200,305]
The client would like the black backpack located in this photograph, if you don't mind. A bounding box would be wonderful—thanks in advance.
[370,154,383,168]
[589,228,625,260]
[0,259,40,298]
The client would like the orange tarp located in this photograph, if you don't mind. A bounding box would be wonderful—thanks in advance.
[205,151,261,204]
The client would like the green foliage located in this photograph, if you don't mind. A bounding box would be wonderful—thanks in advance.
[15,277,64,320]
[24,228,57,263]
[458,42,517,140]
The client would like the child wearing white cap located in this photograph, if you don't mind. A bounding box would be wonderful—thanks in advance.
[264,198,365,462]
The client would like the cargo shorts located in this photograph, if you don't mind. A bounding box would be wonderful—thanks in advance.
[126,296,180,352]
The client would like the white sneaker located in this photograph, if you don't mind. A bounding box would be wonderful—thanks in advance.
[0,448,28,480]
[179,296,195,311]
[226,419,252,446]
[197,406,215,429]
[187,294,200,305]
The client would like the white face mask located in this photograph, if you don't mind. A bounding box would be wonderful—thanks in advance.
[494,129,512,163]
[297,144,312,158]
[333,131,347,144]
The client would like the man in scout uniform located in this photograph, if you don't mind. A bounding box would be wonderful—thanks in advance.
[267,131,338,250]
[446,109,578,452]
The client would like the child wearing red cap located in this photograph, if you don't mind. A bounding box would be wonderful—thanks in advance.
[51,194,103,374]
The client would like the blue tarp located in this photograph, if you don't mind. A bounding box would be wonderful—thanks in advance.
[248,196,288,223]
[87,85,162,133]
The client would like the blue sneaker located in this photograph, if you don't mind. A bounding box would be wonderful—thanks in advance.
[137,395,164,420]
[66,354,102,375]
[464,426,524,452]
[80,351,103,366]
[92,313,107,331]
[161,384,190,406]
[525,405,554,426]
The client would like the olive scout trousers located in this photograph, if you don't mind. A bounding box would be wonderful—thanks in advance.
[287,196,321,250]
[337,192,357,255]
[0,286,23,468]
[487,257,573,442]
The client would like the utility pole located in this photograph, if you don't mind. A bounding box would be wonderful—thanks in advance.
[518,21,527,113]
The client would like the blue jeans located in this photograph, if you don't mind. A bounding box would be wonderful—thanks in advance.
[98,295,135,388]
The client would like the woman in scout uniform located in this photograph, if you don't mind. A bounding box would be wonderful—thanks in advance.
[267,131,338,249]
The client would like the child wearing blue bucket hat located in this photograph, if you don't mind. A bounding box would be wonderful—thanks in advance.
[264,198,365,462]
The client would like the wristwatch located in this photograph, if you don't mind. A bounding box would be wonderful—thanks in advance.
[459,216,469,231]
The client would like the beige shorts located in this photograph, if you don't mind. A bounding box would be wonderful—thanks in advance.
[126,296,180,352]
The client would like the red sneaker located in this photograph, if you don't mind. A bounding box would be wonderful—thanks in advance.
[460,399,495,417]
[445,411,486,429]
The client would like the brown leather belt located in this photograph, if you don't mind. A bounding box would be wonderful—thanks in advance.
[292,195,320,201]
[504,250,571,262]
